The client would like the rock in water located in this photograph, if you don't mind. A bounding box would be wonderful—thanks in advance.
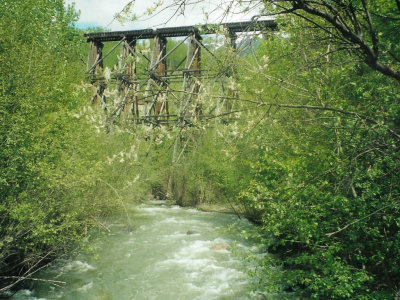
[211,244,229,251]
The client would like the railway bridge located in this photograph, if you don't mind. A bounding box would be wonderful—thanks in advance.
[84,20,277,126]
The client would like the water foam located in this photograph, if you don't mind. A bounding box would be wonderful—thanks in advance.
[76,281,93,292]
[12,202,258,300]
[61,260,95,273]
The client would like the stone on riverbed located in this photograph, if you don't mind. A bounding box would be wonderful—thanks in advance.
[211,244,230,251]
[186,230,198,235]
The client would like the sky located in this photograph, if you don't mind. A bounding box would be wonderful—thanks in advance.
[64,0,263,31]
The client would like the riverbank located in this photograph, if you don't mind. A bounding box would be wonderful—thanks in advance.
[195,202,237,214]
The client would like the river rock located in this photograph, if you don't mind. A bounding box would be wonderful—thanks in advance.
[211,244,229,251]
[186,230,197,235]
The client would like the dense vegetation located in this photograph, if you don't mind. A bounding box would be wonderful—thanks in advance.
[1,0,399,298]
[0,0,141,293]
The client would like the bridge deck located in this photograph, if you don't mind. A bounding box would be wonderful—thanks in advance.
[84,20,277,42]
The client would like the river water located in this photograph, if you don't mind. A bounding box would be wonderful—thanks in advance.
[11,201,264,300]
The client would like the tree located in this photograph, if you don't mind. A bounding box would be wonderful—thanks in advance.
[0,0,128,292]
[260,0,400,81]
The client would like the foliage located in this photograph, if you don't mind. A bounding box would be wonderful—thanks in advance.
[1,0,399,298]
[86,6,399,296]
[262,0,400,81]
[0,0,144,292]
[230,12,400,298]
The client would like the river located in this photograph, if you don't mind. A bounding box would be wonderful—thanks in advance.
[11,201,265,300]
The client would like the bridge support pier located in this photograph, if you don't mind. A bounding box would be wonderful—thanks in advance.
[143,35,168,123]
[228,31,237,50]
[167,33,202,200]
[189,33,202,119]
[119,39,138,117]
[220,31,238,116]
[87,40,104,72]
[87,40,106,106]
[179,33,202,122]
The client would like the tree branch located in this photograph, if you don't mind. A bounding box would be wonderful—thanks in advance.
[396,0,400,13]
[326,200,400,238]
[267,0,400,81]
[360,0,379,57]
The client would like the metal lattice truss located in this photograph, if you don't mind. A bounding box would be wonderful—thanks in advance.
[85,20,277,127]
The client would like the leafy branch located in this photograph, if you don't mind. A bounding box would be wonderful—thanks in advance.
[263,0,400,81]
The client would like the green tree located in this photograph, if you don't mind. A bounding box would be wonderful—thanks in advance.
[232,11,400,297]
[0,0,130,292]
[260,0,400,81]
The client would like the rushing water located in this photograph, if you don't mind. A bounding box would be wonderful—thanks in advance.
[11,201,264,300]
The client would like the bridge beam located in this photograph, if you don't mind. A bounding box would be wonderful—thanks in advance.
[84,20,277,42]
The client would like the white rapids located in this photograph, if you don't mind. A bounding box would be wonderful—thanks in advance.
[11,201,262,300]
